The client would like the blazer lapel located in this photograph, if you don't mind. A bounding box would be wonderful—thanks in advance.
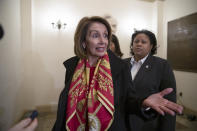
[133,55,153,83]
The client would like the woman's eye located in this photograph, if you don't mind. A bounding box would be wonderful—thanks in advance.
[104,33,108,38]
[92,33,99,38]
[142,40,147,44]
[134,40,139,43]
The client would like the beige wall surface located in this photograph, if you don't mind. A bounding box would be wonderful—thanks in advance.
[162,0,197,111]
[0,0,22,130]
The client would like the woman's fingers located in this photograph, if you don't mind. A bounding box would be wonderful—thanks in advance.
[152,106,165,116]
[18,118,32,128]
[8,118,32,131]
[165,101,183,114]
[143,92,183,116]
[160,105,175,116]
[26,118,38,131]
[157,100,183,116]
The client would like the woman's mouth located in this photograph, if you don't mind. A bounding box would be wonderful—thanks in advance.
[96,47,106,52]
[135,48,142,51]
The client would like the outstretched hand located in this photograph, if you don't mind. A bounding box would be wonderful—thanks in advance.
[8,118,38,131]
[142,88,183,116]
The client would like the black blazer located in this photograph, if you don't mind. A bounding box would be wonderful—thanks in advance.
[52,50,153,131]
[124,55,176,131]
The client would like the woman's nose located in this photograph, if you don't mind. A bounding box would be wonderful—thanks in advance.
[136,42,142,46]
[99,36,107,43]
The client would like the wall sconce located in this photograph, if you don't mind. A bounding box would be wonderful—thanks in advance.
[51,20,67,30]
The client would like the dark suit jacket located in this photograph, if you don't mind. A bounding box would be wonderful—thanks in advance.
[52,50,154,131]
[124,55,176,131]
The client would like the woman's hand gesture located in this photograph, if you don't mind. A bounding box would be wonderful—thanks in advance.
[142,88,183,116]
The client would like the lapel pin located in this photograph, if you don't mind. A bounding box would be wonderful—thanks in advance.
[145,65,149,69]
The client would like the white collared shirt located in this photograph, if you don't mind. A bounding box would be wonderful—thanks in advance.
[130,54,149,80]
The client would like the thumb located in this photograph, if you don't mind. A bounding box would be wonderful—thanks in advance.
[26,118,38,131]
[8,118,32,131]
[16,118,32,128]
[159,88,173,97]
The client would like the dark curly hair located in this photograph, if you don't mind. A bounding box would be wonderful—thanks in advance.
[130,29,157,56]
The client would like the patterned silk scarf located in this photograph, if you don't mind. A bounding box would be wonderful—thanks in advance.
[66,53,114,131]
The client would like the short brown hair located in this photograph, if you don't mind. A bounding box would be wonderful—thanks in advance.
[74,16,112,59]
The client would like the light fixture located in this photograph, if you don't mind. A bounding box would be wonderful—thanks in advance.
[51,20,67,30]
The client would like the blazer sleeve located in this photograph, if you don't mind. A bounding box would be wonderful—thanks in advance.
[53,57,78,131]
[158,61,176,131]
[52,68,70,131]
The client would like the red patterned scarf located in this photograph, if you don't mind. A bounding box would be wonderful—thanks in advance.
[66,53,114,131]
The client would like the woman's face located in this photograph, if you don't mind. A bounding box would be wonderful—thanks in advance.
[84,22,109,61]
[132,33,153,60]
